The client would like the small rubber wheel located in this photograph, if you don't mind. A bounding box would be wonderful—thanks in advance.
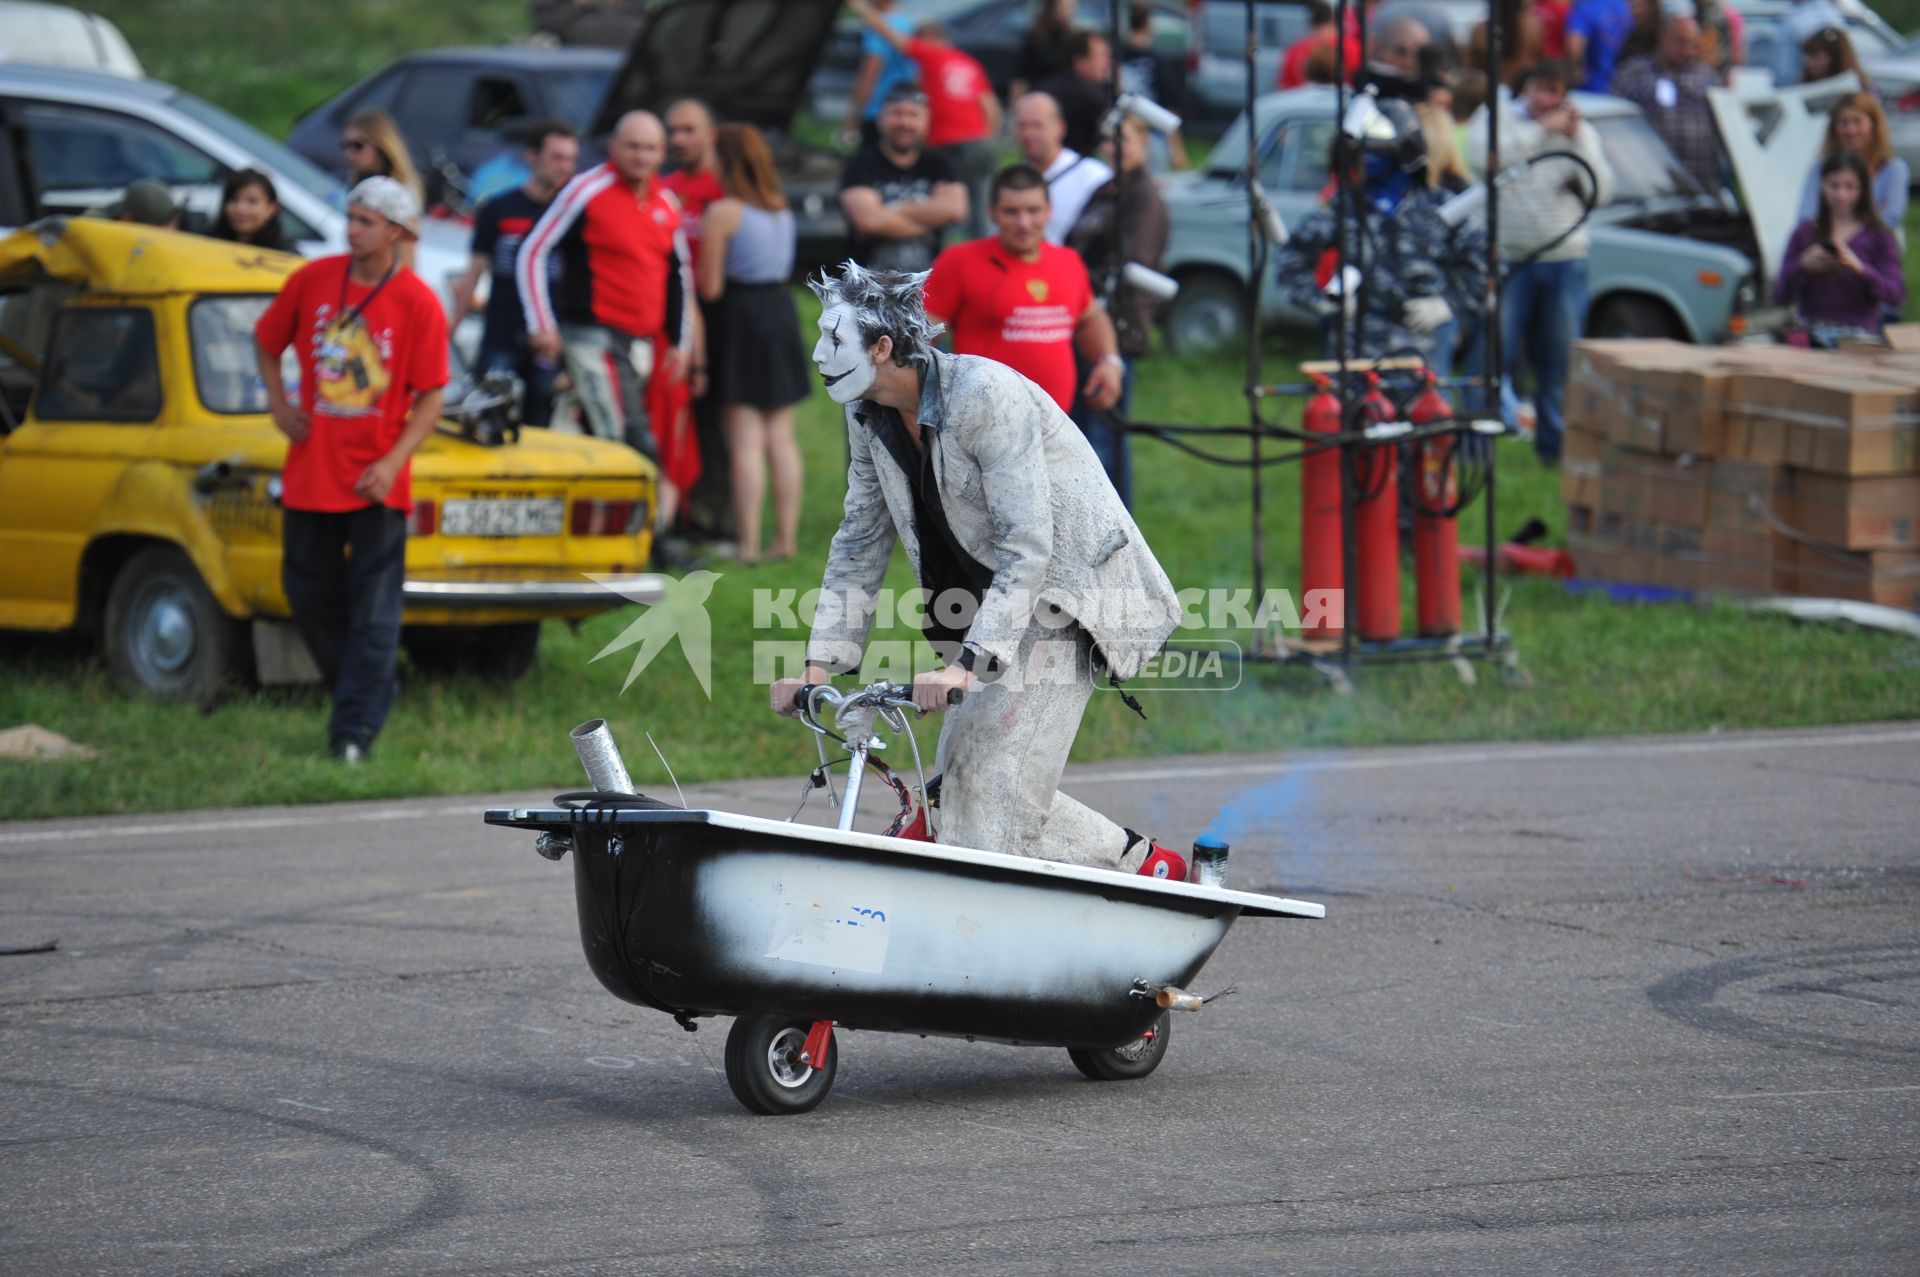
[1069,1010,1172,1081]
[723,1014,837,1115]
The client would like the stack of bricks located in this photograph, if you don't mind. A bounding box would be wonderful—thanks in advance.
[1562,333,1920,610]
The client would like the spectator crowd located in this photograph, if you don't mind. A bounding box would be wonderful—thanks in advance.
[63,0,1913,760]
[1269,0,1910,463]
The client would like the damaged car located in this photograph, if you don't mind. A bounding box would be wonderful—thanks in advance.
[0,218,662,703]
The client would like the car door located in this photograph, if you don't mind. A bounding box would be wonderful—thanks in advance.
[459,74,537,176]
[1166,115,1323,271]
[0,298,164,628]
[288,65,407,178]
[1257,116,1342,321]
[5,98,225,223]
[390,64,474,203]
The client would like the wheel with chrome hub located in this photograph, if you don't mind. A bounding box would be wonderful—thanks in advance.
[724,1014,838,1115]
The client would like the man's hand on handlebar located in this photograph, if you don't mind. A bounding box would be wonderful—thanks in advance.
[911,665,976,714]
[770,665,832,718]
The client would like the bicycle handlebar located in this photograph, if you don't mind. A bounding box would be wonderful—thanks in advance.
[790,680,965,716]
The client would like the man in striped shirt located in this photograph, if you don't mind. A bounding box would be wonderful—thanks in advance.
[518,110,702,460]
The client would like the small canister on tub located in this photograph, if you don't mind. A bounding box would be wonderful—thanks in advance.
[1190,836,1228,887]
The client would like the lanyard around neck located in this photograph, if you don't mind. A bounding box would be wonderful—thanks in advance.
[335,263,396,329]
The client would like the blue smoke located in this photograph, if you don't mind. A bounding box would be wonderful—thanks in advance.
[1200,769,1306,845]
[1201,769,1310,883]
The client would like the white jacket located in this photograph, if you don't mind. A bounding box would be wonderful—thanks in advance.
[1467,101,1614,262]
[808,351,1181,681]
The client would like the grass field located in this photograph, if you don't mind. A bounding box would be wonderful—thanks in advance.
[2,5,1918,820]
[86,0,532,138]
[6,286,1919,820]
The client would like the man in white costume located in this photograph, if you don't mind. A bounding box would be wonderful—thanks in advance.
[768,263,1190,878]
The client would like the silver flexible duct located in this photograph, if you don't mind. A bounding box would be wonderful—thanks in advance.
[570,719,635,794]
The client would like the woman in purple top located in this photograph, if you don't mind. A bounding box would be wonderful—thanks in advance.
[1773,151,1907,348]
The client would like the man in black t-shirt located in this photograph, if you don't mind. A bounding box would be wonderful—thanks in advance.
[837,84,968,274]
[1037,28,1114,157]
[451,121,579,427]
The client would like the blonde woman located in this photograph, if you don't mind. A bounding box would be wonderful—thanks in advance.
[341,110,425,208]
[342,110,425,266]
[1796,92,1908,229]
[1417,102,1474,192]
[698,124,810,564]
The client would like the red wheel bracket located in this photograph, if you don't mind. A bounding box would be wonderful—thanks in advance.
[800,1019,834,1068]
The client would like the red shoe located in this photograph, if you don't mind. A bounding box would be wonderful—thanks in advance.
[1136,840,1188,881]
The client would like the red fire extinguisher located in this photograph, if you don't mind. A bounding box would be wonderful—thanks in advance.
[1409,374,1461,638]
[1353,374,1400,643]
[1300,373,1343,641]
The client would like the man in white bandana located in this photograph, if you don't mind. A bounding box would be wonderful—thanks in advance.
[767,263,1191,879]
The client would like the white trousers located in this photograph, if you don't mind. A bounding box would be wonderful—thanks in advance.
[933,622,1142,871]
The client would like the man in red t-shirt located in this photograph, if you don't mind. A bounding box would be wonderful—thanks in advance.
[255,176,449,762]
[924,164,1131,504]
[660,97,728,542]
[662,99,726,263]
[923,164,1123,417]
[1280,0,1363,87]
[850,2,1001,238]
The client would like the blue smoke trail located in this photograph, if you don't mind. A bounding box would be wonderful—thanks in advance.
[1200,768,1333,888]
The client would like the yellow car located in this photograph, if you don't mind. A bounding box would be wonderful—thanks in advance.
[0,219,661,703]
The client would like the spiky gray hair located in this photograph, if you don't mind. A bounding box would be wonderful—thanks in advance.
[807,261,945,369]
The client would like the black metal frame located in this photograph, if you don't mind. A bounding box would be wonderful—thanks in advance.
[1100,1,1517,680]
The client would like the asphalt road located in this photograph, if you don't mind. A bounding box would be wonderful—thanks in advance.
[3,722,1917,1275]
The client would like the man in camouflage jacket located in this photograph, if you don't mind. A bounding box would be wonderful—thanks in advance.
[1275,97,1486,369]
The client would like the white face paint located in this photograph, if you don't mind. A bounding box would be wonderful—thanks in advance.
[813,303,878,405]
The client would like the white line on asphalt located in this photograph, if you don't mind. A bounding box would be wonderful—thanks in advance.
[0,803,473,848]
[1707,1085,1920,1100]
[5,725,1918,848]
[274,1098,338,1113]
[1067,727,1920,788]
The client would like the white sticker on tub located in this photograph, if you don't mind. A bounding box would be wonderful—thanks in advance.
[765,881,893,974]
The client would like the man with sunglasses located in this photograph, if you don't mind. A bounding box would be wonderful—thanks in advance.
[255,177,449,763]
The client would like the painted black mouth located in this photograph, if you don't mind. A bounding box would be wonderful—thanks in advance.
[822,370,849,386]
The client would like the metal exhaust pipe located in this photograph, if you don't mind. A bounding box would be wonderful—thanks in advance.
[1153,986,1207,1013]
[570,719,634,794]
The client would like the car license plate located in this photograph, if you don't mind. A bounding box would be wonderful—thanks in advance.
[440,498,564,537]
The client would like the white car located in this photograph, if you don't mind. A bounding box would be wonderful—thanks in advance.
[1159,88,1771,351]
[1732,0,1920,186]
[0,1,139,78]
[0,62,471,311]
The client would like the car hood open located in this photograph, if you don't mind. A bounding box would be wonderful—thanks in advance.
[0,218,302,294]
[590,0,841,136]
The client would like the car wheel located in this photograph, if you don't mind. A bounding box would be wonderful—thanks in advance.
[1586,296,1687,342]
[1163,273,1248,354]
[403,622,540,681]
[102,545,247,705]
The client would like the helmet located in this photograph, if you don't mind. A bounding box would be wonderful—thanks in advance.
[1342,93,1428,175]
